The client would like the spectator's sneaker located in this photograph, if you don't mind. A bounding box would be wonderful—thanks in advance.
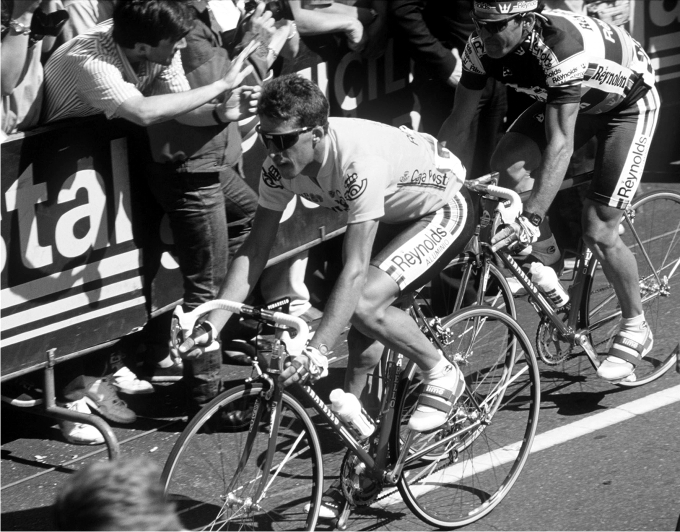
[1,378,43,407]
[84,378,137,424]
[110,365,154,395]
[408,362,465,432]
[59,398,105,445]
[598,322,653,381]
[304,480,344,519]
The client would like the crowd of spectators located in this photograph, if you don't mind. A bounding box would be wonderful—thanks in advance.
[1,0,632,446]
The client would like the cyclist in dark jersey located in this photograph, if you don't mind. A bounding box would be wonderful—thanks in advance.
[439,0,659,382]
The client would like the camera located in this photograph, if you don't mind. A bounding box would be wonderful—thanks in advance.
[243,0,293,22]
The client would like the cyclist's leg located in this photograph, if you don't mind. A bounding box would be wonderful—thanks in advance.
[345,327,383,418]
[351,190,475,431]
[583,87,660,380]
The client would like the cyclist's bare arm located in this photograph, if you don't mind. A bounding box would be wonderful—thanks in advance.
[437,83,484,171]
[307,219,379,351]
[523,101,579,217]
[205,206,283,332]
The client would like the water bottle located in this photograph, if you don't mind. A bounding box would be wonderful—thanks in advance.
[529,262,570,308]
[329,389,375,439]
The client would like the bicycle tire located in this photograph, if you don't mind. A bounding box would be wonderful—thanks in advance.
[162,383,323,531]
[393,306,541,528]
[584,189,680,387]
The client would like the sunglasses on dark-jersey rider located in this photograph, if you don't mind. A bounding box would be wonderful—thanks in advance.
[470,11,523,34]
[256,124,314,152]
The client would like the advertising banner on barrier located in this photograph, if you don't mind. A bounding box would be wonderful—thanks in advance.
[1,120,150,376]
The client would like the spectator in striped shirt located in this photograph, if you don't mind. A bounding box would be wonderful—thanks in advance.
[42,0,259,127]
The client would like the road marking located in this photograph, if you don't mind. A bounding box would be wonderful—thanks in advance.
[375,384,680,507]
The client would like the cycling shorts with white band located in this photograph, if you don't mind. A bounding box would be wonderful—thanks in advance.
[507,85,660,209]
[370,187,475,294]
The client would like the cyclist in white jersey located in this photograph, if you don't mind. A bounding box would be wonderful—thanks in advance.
[439,0,659,381]
[179,74,475,441]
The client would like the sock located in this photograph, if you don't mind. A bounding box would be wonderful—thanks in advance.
[621,314,645,329]
[156,354,175,368]
[422,355,451,382]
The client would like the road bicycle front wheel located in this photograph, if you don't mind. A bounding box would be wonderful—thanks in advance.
[161,383,323,531]
[585,189,680,386]
[395,307,540,528]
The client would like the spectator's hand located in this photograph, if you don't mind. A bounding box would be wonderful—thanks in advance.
[446,48,463,88]
[221,39,260,91]
[177,321,220,361]
[491,215,540,254]
[251,2,276,48]
[279,346,329,388]
[345,18,366,52]
[220,84,261,121]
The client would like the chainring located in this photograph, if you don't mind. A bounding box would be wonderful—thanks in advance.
[340,446,383,507]
[536,307,575,365]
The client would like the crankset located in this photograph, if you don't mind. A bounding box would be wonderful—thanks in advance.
[339,445,383,507]
[536,306,576,365]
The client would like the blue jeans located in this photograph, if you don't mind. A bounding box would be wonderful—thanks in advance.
[145,163,258,412]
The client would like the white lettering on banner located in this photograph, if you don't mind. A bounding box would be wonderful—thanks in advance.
[55,157,109,258]
[2,139,134,273]
[334,39,406,113]
[4,164,53,269]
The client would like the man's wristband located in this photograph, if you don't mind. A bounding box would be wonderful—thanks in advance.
[212,104,227,125]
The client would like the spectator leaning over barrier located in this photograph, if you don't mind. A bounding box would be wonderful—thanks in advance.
[41,0,259,127]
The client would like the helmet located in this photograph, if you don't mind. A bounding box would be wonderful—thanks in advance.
[473,1,539,19]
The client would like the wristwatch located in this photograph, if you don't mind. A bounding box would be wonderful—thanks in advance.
[522,211,543,227]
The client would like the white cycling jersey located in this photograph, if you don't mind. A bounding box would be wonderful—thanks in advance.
[257,117,466,224]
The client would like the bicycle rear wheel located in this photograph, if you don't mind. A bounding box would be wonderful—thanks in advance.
[395,307,540,528]
[162,383,323,531]
[585,189,680,386]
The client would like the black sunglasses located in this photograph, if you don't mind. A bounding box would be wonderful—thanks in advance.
[471,11,523,34]
[256,125,314,151]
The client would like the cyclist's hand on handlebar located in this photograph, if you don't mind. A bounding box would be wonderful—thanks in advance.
[279,346,329,387]
[178,321,220,360]
[491,215,540,253]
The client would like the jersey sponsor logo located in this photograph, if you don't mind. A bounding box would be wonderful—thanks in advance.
[548,65,582,85]
[497,3,512,14]
[344,172,367,201]
[529,36,559,69]
[593,17,616,44]
[389,227,452,272]
[533,112,545,123]
[573,15,593,32]
[330,189,349,211]
[463,47,485,75]
[590,65,629,90]
[617,135,648,201]
[503,67,512,77]
[262,164,283,188]
[401,168,449,189]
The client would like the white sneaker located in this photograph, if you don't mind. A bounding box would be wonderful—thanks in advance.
[598,322,654,381]
[408,363,465,432]
[59,398,105,445]
[111,365,154,395]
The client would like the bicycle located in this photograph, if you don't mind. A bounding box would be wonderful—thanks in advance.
[161,288,541,529]
[443,173,679,387]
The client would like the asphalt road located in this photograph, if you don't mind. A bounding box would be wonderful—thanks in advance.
[2,183,680,531]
